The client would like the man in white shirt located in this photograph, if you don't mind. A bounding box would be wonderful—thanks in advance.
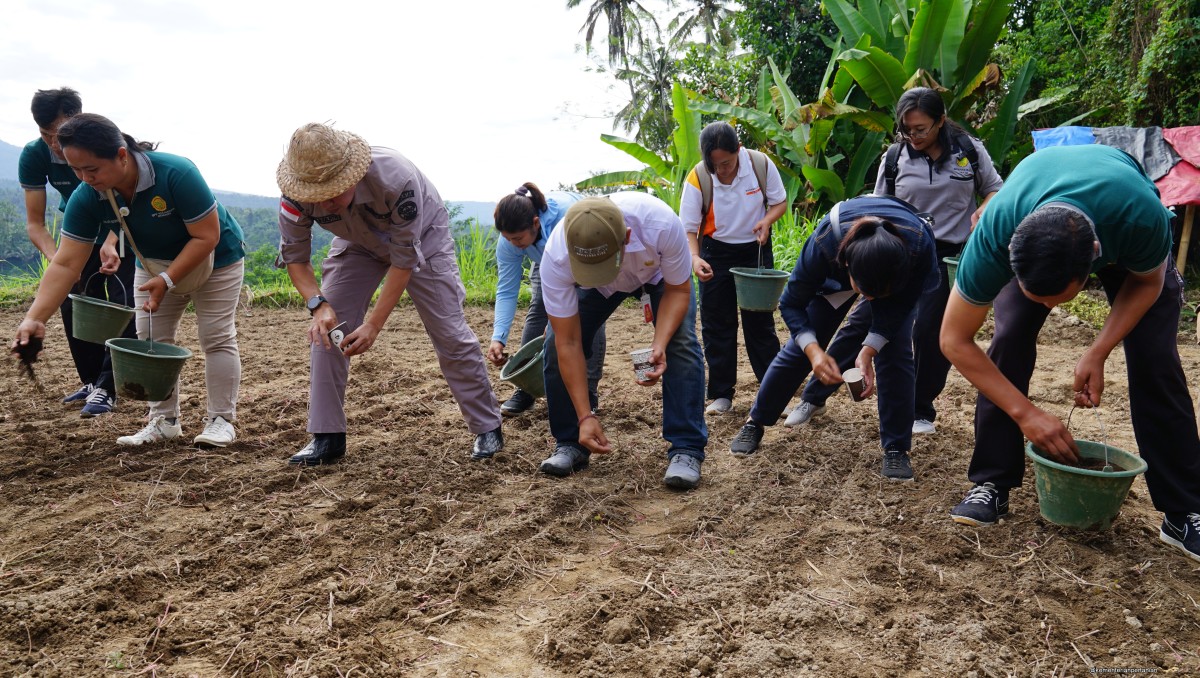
[538,193,708,489]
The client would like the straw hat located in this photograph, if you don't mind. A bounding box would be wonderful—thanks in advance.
[277,123,372,203]
[563,197,627,287]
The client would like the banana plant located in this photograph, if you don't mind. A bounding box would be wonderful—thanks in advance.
[575,82,702,211]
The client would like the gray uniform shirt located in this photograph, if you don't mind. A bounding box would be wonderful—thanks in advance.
[873,136,1004,244]
[278,147,452,271]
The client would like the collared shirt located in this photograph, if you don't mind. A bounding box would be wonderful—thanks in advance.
[18,138,81,211]
[491,191,582,344]
[277,147,452,272]
[957,145,1172,306]
[780,195,938,352]
[873,136,1004,244]
[541,191,692,318]
[679,147,787,243]
[61,150,245,268]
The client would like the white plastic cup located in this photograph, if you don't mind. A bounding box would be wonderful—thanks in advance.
[630,348,654,381]
[843,367,867,401]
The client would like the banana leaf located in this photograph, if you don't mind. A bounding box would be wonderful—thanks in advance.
[576,170,657,191]
[903,0,955,75]
[599,135,671,179]
[836,46,909,108]
[955,0,1012,87]
[802,165,846,204]
[984,58,1036,165]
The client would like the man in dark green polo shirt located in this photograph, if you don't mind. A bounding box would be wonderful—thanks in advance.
[17,87,134,416]
[941,144,1200,564]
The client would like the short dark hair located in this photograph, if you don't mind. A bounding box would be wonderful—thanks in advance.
[56,113,158,160]
[1009,206,1095,296]
[30,87,82,128]
[700,122,740,174]
[494,182,548,235]
[836,216,910,298]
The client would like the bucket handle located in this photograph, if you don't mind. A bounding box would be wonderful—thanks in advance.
[146,309,156,355]
[82,271,129,306]
[1066,404,1112,471]
[757,242,765,272]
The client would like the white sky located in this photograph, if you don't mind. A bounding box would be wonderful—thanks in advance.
[0,0,637,201]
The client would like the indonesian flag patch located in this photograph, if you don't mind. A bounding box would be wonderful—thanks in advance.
[280,198,303,222]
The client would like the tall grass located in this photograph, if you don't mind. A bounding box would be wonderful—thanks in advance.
[772,210,820,272]
[455,219,500,306]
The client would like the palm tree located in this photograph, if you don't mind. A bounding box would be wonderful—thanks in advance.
[613,27,679,152]
[667,0,735,49]
[566,0,653,67]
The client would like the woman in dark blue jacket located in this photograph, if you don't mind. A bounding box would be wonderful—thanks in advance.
[728,195,938,480]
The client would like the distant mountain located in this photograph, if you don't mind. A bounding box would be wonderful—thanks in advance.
[1,139,24,182]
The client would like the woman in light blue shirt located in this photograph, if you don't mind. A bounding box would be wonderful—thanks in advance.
[486,183,605,416]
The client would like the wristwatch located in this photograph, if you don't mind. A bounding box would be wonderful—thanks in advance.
[306,294,328,315]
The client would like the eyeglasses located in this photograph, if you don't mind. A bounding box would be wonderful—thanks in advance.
[902,122,939,140]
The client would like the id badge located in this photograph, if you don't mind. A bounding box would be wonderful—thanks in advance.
[641,292,653,323]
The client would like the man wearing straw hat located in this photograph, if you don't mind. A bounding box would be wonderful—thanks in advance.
[276,123,504,466]
[941,145,1200,563]
[537,192,708,489]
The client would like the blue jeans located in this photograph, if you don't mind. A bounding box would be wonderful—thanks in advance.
[543,279,708,460]
[753,295,917,452]
[520,262,606,396]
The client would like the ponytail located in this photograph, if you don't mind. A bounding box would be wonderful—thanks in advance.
[836,217,909,298]
[494,182,548,235]
[57,113,157,159]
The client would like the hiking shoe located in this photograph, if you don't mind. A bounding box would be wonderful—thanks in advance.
[784,401,825,427]
[288,433,346,466]
[663,453,702,489]
[950,483,1009,526]
[730,421,765,456]
[882,450,914,481]
[705,397,732,415]
[194,416,236,448]
[501,389,535,417]
[912,419,936,435]
[472,427,504,460]
[63,383,94,404]
[80,387,114,417]
[1160,513,1200,563]
[117,416,182,446]
[539,445,589,477]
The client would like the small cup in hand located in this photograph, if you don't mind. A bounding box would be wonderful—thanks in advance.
[843,367,867,402]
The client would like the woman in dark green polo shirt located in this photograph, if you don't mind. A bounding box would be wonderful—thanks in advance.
[11,114,246,450]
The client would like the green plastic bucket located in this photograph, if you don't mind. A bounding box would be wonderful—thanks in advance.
[1025,440,1148,530]
[499,335,546,398]
[69,274,134,345]
[943,256,960,283]
[105,338,193,401]
[730,267,789,312]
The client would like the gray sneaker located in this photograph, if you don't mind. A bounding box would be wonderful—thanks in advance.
[663,453,702,489]
[539,445,590,477]
[881,450,914,481]
[784,401,826,427]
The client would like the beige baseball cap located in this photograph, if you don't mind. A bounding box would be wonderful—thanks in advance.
[563,197,627,287]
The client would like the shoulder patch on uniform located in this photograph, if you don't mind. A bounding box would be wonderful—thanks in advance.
[280,198,304,222]
[396,201,419,221]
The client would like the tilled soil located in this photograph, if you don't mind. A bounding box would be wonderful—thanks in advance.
[2,303,1198,677]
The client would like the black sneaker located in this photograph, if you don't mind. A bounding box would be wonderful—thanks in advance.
[882,450,914,481]
[472,427,504,460]
[500,389,535,417]
[730,421,764,457]
[1160,512,1200,563]
[288,433,347,466]
[950,483,1009,526]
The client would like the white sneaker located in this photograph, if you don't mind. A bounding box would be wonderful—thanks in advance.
[117,416,182,446]
[912,419,936,435]
[194,416,236,448]
[784,401,826,427]
[705,397,733,415]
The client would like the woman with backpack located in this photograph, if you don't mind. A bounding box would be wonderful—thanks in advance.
[680,122,789,415]
[786,87,1003,434]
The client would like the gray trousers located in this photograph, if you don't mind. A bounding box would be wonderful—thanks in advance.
[309,240,501,435]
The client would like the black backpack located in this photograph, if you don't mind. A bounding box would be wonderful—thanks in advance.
[883,130,982,196]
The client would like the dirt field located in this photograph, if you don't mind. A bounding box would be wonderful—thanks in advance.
[2,302,1199,677]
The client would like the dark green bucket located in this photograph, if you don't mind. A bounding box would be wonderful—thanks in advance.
[499,335,546,398]
[943,256,960,284]
[730,267,789,312]
[105,338,193,401]
[1026,440,1148,530]
[69,274,134,344]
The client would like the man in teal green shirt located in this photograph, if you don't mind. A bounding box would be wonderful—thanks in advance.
[17,87,134,416]
[941,145,1200,564]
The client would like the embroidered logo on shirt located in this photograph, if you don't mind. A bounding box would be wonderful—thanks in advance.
[398,189,415,201]
[957,157,970,168]
[314,214,342,225]
[151,196,168,212]
[746,188,762,196]
[396,201,419,221]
